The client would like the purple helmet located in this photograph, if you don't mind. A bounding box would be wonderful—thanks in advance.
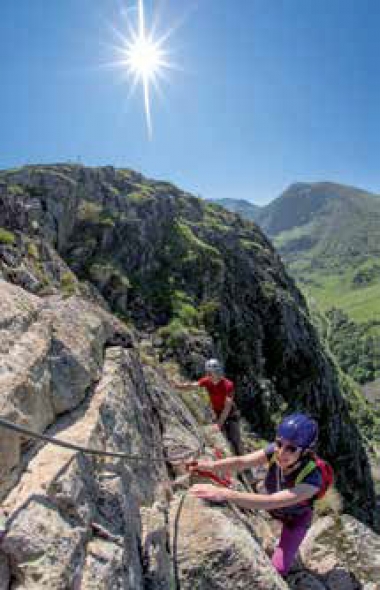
[277,414,318,449]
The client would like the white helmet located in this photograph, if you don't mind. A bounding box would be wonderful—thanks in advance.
[205,358,223,375]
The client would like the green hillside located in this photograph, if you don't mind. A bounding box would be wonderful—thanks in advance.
[267,183,380,264]
[210,198,261,221]
[216,183,380,384]
[292,260,380,321]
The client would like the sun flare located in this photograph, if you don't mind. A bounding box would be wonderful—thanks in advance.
[126,36,164,80]
[108,0,176,139]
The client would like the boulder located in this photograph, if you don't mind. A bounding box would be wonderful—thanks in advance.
[169,494,288,590]
[300,514,380,589]
[2,346,166,589]
[0,280,133,498]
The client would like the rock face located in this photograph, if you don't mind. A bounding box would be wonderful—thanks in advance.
[286,513,380,590]
[298,514,380,589]
[0,279,133,498]
[0,279,285,589]
[0,164,376,527]
[0,278,378,587]
[1,340,168,589]
[170,494,288,590]
[0,164,379,587]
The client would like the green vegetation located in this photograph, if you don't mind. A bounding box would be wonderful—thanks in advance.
[203,202,236,227]
[266,185,380,389]
[298,265,380,323]
[308,299,380,440]
[176,221,220,260]
[77,200,103,223]
[198,300,220,330]
[240,238,265,252]
[103,183,120,196]
[326,309,380,384]
[7,184,24,196]
[172,290,199,327]
[24,167,76,184]
[0,228,15,245]
[124,183,155,203]
[210,198,260,221]
[199,204,232,233]
[267,186,380,367]
[219,183,380,354]
[88,261,130,290]
[127,190,154,203]
[352,259,380,288]
[126,217,225,355]
[260,280,277,300]
[98,211,115,228]
[77,200,116,228]
[158,318,189,349]
[273,220,316,251]
[118,168,134,178]
[151,180,178,193]
[27,242,39,259]
[0,167,22,175]
[339,369,380,443]
[175,386,210,426]
[156,291,205,350]
[60,271,77,297]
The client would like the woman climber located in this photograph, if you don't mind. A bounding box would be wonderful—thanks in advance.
[170,358,244,455]
[189,413,330,578]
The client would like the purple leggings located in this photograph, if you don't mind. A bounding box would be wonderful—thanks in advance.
[271,511,312,577]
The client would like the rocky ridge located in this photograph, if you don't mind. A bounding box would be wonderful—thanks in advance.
[0,164,379,587]
[0,280,378,588]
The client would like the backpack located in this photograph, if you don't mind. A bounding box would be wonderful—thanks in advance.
[268,453,334,500]
[294,455,334,499]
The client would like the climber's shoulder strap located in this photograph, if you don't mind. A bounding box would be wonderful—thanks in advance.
[294,460,317,486]
[267,455,317,483]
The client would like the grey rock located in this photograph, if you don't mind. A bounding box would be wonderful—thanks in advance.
[300,514,380,589]
[1,345,163,589]
[141,505,172,590]
[0,280,133,498]
[0,552,10,590]
[0,163,379,587]
[169,494,288,590]
[287,571,328,590]
[80,538,131,589]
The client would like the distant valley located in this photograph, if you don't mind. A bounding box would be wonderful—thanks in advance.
[212,182,380,385]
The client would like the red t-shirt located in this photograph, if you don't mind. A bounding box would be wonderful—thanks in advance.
[198,376,234,415]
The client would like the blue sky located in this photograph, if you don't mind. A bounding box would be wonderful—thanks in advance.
[1,0,379,204]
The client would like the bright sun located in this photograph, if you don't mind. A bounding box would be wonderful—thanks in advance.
[126,36,164,80]
[109,0,174,139]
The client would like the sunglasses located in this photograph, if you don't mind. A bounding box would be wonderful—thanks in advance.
[275,439,301,454]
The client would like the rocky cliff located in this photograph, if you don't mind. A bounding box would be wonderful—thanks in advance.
[0,164,379,588]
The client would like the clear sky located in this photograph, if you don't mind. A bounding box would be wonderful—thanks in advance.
[1,0,379,204]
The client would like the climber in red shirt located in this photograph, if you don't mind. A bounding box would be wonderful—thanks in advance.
[170,358,243,455]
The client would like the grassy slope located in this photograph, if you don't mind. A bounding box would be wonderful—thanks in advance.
[293,266,380,323]
[215,184,380,385]
[265,184,380,322]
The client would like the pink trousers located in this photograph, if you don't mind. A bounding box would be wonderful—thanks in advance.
[271,511,312,577]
